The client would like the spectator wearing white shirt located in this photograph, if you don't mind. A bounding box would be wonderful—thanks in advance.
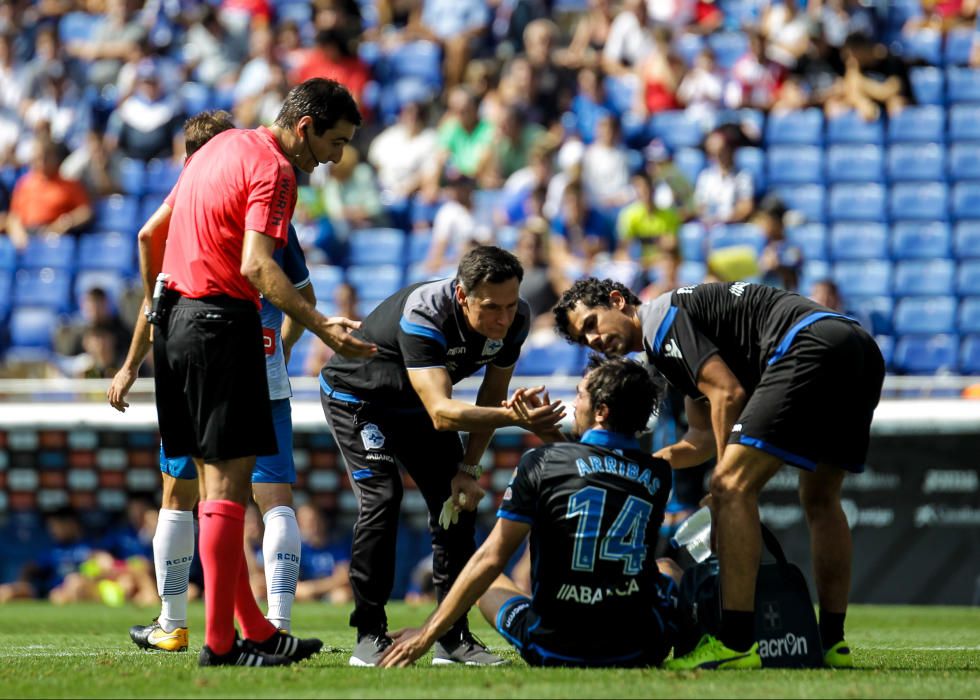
[581,114,633,208]
[423,170,492,273]
[602,0,653,77]
[677,48,725,122]
[367,100,438,201]
[694,129,755,225]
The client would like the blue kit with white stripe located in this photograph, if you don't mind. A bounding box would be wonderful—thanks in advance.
[638,282,885,472]
[495,429,676,667]
[159,224,310,483]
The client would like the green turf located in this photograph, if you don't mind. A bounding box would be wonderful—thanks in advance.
[0,602,977,698]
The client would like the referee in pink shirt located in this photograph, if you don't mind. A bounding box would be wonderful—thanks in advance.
[152,78,376,667]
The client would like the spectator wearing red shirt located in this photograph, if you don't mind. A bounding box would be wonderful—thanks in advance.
[290,29,370,107]
[151,79,375,668]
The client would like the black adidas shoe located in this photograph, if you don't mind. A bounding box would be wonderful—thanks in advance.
[198,639,294,667]
[247,630,323,662]
[349,628,394,667]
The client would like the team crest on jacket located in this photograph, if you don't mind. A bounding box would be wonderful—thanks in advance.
[360,423,386,450]
[483,338,504,356]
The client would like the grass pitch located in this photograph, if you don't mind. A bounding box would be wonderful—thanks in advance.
[0,602,977,698]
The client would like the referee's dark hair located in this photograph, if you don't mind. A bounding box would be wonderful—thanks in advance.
[275,78,363,135]
[183,110,234,157]
[553,278,642,342]
[457,246,524,292]
[585,355,659,435]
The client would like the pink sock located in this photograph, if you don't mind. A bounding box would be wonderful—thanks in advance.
[199,500,246,655]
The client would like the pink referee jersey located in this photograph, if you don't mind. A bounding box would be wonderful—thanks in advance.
[162,126,296,307]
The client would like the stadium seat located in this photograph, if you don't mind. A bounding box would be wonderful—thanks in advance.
[346,265,402,301]
[886,143,945,182]
[958,334,980,372]
[828,184,886,222]
[8,307,58,350]
[957,297,980,333]
[285,333,314,377]
[901,29,942,66]
[347,228,405,266]
[144,159,182,196]
[650,111,704,150]
[826,112,884,145]
[786,224,827,261]
[12,268,72,312]
[407,231,432,264]
[514,341,585,376]
[891,221,952,259]
[0,236,14,271]
[603,76,635,115]
[308,265,344,302]
[890,182,949,220]
[829,222,888,260]
[945,28,975,66]
[888,106,945,144]
[949,143,980,181]
[775,185,826,223]
[799,259,831,295]
[894,259,956,296]
[849,295,894,335]
[765,109,823,146]
[734,147,765,190]
[678,261,708,285]
[389,41,442,86]
[952,183,980,219]
[909,67,944,105]
[673,33,705,66]
[893,296,957,334]
[674,147,706,185]
[893,334,959,374]
[947,67,980,103]
[957,260,980,295]
[21,236,76,270]
[678,222,707,262]
[954,221,980,258]
[77,232,136,273]
[406,262,454,285]
[74,270,127,310]
[767,145,823,185]
[0,269,12,320]
[707,32,749,70]
[875,334,895,369]
[949,105,980,142]
[833,260,892,297]
[117,158,146,196]
[139,194,166,226]
[709,224,766,254]
[92,195,140,233]
[826,144,883,183]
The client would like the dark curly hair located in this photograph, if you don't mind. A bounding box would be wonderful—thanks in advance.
[554,278,642,343]
[584,355,660,435]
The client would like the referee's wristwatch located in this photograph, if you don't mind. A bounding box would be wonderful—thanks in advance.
[458,462,483,479]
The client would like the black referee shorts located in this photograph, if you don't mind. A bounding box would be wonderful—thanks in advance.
[153,295,277,462]
[730,318,885,472]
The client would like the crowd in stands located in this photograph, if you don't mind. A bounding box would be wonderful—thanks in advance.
[2,0,980,380]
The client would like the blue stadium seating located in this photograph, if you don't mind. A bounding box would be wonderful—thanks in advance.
[117,158,146,196]
[276,0,312,24]
[888,106,945,143]
[875,334,895,368]
[496,225,519,251]
[389,41,442,86]
[308,265,344,302]
[776,185,826,223]
[849,295,894,335]
[0,236,14,271]
[92,195,140,233]
[894,334,959,374]
[957,260,980,295]
[679,222,707,262]
[952,183,980,219]
[765,109,823,146]
[651,111,704,150]
[947,67,980,103]
[945,28,976,66]
[678,261,708,285]
[767,146,823,185]
[347,228,405,266]
[826,144,883,183]
[674,33,704,66]
[285,333,314,377]
[21,236,76,270]
[58,11,97,42]
[179,81,215,116]
[786,223,827,261]
[829,222,888,260]
[827,112,884,145]
[347,265,402,301]
[675,148,706,184]
[514,341,585,376]
[709,224,766,254]
[909,67,944,105]
[886,143,945,182]
[894,259,957,296]
[707,32,749,70]
[892,221,952,259]
[144,159,182,196]
[954,220,980,258]
[78,232,136,273]
[949,143,980,181]
[139,194,166,225]
[12,269,72,313]
[0,269,12,320]
[959,334,980,372]
[8,307,58,350]
[406,262,453,285]
[603,76,635,115]
[734,147,765,189]
[833,260,892,297]
[74,270,127,310]
[890,182,949,220]
[799,259,831,295]
[949,105,980,142]
[472,189,504,226]
[893,296,957,334]
[407,231,432,264]
[901,30,942,66]
[829,184,886,222]
[957,297,980,333]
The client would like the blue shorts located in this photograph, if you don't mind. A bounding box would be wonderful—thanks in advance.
[495,574,678,668]
[159,398,295,484]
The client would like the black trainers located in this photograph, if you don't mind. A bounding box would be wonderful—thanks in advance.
[247,630,323,662]
[349,628,394,667]
[198,639,294,667]
[432,629,507,666]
